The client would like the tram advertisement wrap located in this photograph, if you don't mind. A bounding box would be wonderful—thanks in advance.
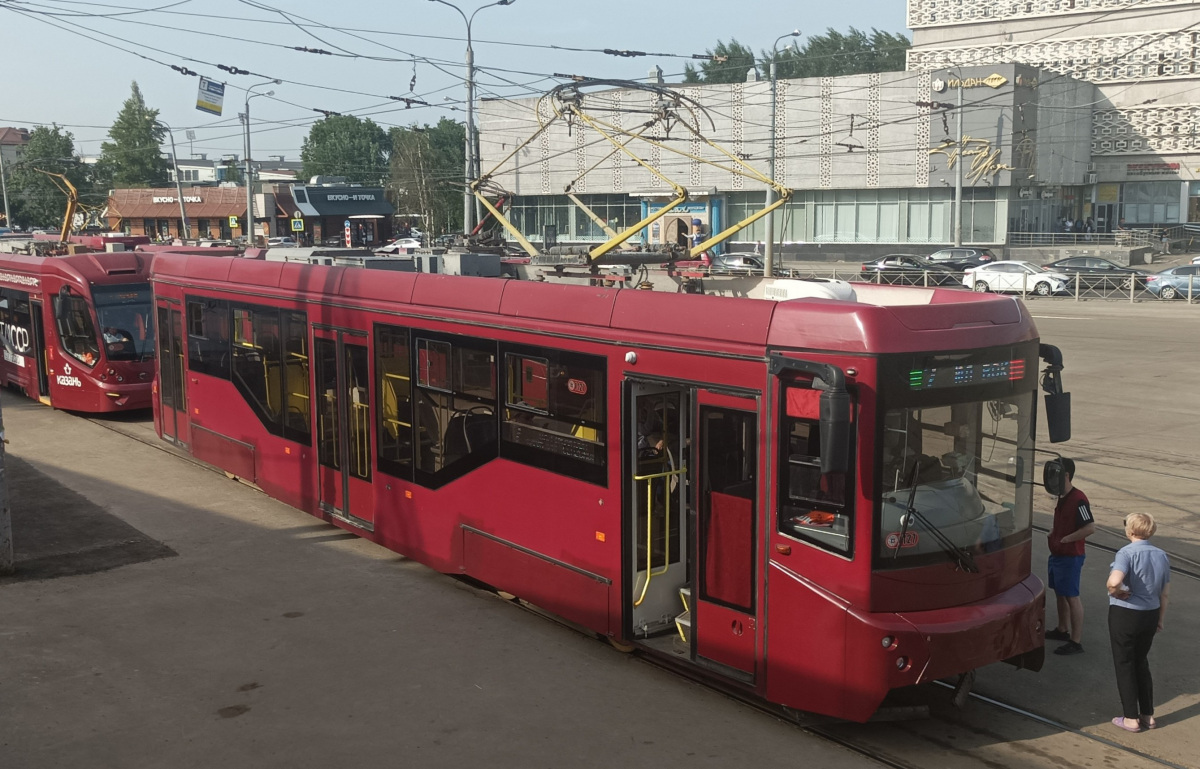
[0,319,31,367]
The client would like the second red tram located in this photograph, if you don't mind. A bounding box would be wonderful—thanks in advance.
[0,251,155,412]
[151,254,1069,722]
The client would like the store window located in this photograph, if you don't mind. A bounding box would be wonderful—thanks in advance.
[1122,181,1181,224]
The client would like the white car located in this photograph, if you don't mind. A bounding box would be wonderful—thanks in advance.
[267,236,297,247]
[375,238,422,254]
[1191,255,1200,265]
[962,260,1070,296]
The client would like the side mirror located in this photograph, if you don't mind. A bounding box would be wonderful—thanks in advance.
[1043,459,1067,497]
[819,388,850,475]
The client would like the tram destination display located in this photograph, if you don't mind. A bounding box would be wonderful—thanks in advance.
[909,357,1027,390]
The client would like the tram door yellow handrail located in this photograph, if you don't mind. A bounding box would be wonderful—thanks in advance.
[632,463,687,607]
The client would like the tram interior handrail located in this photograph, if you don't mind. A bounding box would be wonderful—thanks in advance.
[632,462,687,608]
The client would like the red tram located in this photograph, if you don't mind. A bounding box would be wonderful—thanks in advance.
[0,251,155,412]
[151,253,1070,722]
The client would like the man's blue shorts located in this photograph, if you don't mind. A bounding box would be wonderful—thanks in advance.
[1047,554,1086,597]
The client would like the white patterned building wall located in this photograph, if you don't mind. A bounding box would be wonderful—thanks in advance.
[908,0,1190,28]
[908,28,1200,84]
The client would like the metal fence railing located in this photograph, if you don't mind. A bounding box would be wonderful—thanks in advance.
[773,267,1200,304]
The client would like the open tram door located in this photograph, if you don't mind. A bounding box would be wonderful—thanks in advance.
[625,381,760,682]
[156,298,187,446]
[26,300,50,404]
[313,326,375,531]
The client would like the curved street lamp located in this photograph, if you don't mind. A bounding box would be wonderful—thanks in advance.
[243,79,281,246]
[428,0,516,233]
[765,29,801,276]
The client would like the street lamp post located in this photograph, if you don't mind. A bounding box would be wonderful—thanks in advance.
[242,80,280,246]
[0,146,11,229]
[158,120,190,240]
[765,30,800,277]
[953,75,964,247]
[428,0,516,235]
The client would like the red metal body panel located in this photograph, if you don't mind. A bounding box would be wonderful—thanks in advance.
[0,251,154,412]
[150,253,1050,722]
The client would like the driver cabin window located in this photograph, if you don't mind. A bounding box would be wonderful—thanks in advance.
[777,384,853,555]
[54,291,100,367]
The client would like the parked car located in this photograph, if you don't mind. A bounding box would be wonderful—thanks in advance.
[266,236,297,247]
[859,254,960,286]
[1043,256,1150,290]
[1190,255,1200,265]
[926,247,997,270]
[375,237,422,254]
[1145,264,1200,299]
[709,253,764,274]
[963,261,1070,296]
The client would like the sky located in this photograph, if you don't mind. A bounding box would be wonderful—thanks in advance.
[0,0,908,163]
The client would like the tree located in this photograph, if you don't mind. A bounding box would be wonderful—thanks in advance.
[300,115,389,185]
[683,40,757,84]
[684,29,911,84]
[96,82,169,189]
[8,125,91,229]
[388,118,465,235]
[768,28,911,80]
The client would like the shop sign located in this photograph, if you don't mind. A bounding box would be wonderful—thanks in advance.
[928,135,1014,184]
[152,196,202,204]
[1018,188,1035,199]
[933,74,1008,92]
[326,193,377,202]
[1126,162,1180,177]
[1015,74,1039,88]
[1097,183,1120,203]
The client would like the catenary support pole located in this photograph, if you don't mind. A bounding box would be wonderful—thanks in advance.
[0,147,11,230]
[160,121,190,239]
[954,80,964,247]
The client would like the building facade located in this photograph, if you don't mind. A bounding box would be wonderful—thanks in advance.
[908,0,1200,226]
[478,64,1093,252]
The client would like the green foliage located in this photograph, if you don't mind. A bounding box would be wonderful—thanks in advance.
[388,118,465,235]
[96,82,169,189]
[683,39,757,84]
[7,124,91,229]
[300,115,389,185]
[768,28,911,79]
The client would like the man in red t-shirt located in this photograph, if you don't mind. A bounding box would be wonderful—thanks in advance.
[1046,458,1096,655]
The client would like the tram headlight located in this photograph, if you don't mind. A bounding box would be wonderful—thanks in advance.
[116,375,124,382]
[895,656,908,670]
[881,636,894,649]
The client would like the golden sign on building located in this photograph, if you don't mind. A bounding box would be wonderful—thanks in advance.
[933,74,1009,92]
[928,135,1015,184]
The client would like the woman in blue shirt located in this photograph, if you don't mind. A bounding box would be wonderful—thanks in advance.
[1107,512,1171,733]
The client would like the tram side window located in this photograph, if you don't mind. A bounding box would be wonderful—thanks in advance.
[375,324,413,479]
[53,291,100,367]
[413,335,498,486]
[500,347,606,486]
[778,385,854,556]
[186,297,230,379]
[0,288,33,364]
[281,312,310,444]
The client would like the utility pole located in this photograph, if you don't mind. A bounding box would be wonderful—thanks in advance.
[159,120,190,240]
[0,146,11,230]
[0,397,12,576]
[954,78,964,247]
[764,30,800,278]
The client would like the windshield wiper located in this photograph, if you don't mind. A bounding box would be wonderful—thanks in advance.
[892,457,980,573]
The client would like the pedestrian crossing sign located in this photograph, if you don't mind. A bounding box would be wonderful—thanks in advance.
[291,218,304,232]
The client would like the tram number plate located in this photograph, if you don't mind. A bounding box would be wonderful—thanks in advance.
[885,531,920,549]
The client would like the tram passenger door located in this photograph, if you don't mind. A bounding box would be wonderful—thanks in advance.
[692,391,758,678]
[628,382,689,637]
[30,302,50,404]
[156,300,187,446]
[314,328,375,531]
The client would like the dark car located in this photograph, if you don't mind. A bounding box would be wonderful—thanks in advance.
[1145,264,1200,300]
[860,254,960,286]
[927,247,997,270]
[1043,256,1151,290]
